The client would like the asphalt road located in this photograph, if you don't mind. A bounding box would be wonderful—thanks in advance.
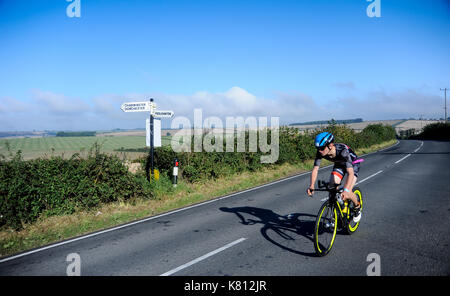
[0,139,449,276]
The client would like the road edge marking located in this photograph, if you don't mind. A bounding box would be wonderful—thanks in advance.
[356,170,383,185]
[160,238,247,276]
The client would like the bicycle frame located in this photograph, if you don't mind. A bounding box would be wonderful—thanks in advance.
[314,181,352,227]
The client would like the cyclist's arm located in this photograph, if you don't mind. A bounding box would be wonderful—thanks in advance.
[308,165,320,195]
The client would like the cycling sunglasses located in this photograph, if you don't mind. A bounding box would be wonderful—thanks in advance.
[317,145,328,151]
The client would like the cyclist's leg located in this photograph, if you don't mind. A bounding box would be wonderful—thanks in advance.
[347,176,360,207]
[332,165,360,207]
[329,166,344,187]
[350,164,361,208]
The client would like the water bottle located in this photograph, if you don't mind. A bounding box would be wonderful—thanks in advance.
[342,200,349,214]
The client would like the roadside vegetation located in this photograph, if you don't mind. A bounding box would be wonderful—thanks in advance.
[409,122,450,141]
[0,122,397,257]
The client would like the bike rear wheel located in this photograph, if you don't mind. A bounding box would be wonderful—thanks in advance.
[346,186,363,234]
[314,201,337,256]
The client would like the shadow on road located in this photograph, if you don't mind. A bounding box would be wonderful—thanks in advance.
[220,206,318,257]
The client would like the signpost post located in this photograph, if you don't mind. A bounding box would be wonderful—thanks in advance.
[150,99,155,180]
[121,98,174,182]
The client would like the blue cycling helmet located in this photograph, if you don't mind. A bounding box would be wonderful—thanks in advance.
[315,132,334,148]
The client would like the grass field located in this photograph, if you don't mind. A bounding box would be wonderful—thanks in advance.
[2,119,437,160]
[0,136,172,160]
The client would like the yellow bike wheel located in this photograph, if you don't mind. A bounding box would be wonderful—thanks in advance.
[314,202,337,256]
[347,187,363,234]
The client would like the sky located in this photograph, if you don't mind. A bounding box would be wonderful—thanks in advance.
[1,0,450,131]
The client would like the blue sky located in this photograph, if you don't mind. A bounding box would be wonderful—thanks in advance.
[1,0,450,131]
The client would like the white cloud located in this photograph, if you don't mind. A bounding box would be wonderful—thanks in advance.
[0,86,445,131]
[0,96,29,113]
[332,89,443,120]
[31,89,90,114]
[148,87,318,125]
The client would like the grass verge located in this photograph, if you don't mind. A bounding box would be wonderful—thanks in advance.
[0,139,397,258]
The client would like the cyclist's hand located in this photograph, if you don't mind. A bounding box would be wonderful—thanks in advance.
[341,191,351,201]
[306,187,315,197]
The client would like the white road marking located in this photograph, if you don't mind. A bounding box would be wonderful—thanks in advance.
[356,170,383,185]
[160,238,247,276]
[395,154,411,164]
[413,141,424,153]
[394,141,423,164]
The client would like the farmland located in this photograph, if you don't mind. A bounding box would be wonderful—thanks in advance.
[0,120,442,160]
[290,119,442,134]
[0,135,172,160]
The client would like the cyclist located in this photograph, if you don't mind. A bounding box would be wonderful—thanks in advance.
[307,132,361,221]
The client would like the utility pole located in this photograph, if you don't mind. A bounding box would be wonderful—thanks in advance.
[440,88,448,122]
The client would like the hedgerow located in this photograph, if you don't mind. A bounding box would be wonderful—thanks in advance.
[0,143,153,229]
[410,122,450,141]
[0,123,396,229]
[145,122,396,182]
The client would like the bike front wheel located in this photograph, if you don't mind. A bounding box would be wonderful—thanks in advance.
[314,201,337,257]
[346,186,363,234]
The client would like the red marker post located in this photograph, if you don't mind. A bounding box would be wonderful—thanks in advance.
[173,158,179,187]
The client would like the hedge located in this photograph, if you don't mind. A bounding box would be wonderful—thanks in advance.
[0,144,153,229]
[0,123,396,229]
[144,122,396,183]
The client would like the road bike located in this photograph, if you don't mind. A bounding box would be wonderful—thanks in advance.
[312,180,363,257]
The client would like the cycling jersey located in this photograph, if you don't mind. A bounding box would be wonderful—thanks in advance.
[314,143,361,178]
[314,143,357,168]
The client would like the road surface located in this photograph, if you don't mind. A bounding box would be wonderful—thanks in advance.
[0,140,449,276]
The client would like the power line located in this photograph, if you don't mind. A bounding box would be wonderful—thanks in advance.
[440,88,449,122]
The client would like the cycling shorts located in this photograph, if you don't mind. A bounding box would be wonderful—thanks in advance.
[331,163,360,180]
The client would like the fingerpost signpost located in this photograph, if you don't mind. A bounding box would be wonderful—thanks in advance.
[120,98,174,181]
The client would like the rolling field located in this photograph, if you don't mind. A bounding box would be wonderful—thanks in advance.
[0,120,441,160]
[0,136,172,160]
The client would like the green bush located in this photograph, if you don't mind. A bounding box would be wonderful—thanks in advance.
[410,122,450,141]
[358,124,397,147]
[141,123,396,183]
[0,145,153,230]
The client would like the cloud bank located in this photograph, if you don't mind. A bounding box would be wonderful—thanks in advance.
[0,86,445,131]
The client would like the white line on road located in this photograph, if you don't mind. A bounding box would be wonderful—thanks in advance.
[413,141,424,153]
[356,170,383,185]
[160,238,247,276]
[395,154,411,164]
[394,141,423,164]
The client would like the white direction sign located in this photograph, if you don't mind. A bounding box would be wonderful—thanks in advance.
[146,118,161,147]
[152,110,174,118]
[120,101,154,112]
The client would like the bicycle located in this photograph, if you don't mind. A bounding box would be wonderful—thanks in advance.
[312,180,363,257]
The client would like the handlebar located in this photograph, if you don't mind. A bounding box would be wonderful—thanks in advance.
[312,180,344,193]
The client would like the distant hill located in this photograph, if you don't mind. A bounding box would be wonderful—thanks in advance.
[0,131,56,139]
[289,118,363,126]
